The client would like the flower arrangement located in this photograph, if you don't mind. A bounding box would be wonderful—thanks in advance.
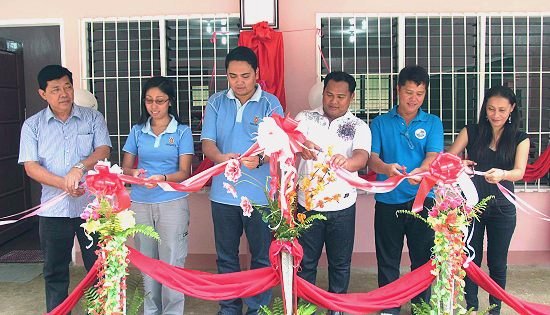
[222,160,325,241]
[80,161,159,315]
[401,184,492,315]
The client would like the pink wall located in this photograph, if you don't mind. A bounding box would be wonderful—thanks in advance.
[1,0,548,267]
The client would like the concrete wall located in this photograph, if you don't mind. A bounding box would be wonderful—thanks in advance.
[2,0,549,268]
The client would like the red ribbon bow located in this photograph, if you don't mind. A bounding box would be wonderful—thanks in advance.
[85,164,131,212]
[412,153,464,212]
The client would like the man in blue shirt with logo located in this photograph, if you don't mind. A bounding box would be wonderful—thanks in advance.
[368,65,443,315]
[18,65,111,311]
[201,46,283,315]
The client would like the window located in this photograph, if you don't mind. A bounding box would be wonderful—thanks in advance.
[82,15,240,168]
[319,14,549,189]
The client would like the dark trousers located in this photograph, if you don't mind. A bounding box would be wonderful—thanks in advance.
[39,216,98,312]
[374,198,434,315]
[465,203,516,314]
[211,202,273,315]
[297,203,356,294]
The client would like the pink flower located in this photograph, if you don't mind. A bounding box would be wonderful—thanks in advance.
[240,196,253,217]
[223,182,238,198]
[429,208,439,217]
[224,159,242,183]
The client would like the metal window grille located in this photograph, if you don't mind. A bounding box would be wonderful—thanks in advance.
[82,14,240,167]
[318,13,549,190]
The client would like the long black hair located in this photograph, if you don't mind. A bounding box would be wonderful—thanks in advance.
[137,76,183,125]
[472,85,521,165]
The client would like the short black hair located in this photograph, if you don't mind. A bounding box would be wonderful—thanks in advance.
[37,65,73,90]
[323,71,356,94]
[398,65,429,88]
[225,46,258,71]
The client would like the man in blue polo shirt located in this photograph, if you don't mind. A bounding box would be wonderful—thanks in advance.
[368,65,443,315]
[201,46,283,315]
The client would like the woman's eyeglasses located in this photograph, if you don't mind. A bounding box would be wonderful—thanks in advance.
[144,98,169,105]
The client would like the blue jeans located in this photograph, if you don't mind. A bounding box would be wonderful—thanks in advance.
[211,202,273,315]
[297,203,356,294]
[465,203,516,314]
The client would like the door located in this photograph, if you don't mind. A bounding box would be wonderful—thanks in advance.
[0,38,32,244]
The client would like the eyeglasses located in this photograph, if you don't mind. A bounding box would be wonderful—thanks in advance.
[400,130,415,150]
[144,98,169,105]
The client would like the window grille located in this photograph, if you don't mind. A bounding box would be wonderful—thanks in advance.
[82,14,240,168]
[318,13,549,189]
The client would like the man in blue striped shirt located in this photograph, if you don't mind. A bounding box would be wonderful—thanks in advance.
[18,65,111,312]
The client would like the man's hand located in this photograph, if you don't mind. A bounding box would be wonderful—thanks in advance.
[384,163,406,177]
[330,154,348,169]
[300,140,321,161]
[407,167,424,185]
[241,156,259,170]
[220,153,240,163]
[64,168,85,197]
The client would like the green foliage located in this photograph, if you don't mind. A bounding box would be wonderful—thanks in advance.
[121,224,160,240]
[411,300,496,315]
[82,287,100,311]
[258,297,318,315]
[396,209,428,224]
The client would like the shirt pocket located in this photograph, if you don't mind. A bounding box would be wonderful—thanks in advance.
[76,134,94,158]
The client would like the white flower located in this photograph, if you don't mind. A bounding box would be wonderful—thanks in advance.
[224,159,242,183]
[117,210,136,230]
[223,182,238,198]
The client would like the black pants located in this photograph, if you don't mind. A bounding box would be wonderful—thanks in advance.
[465,203,516,314]
[374,198,434,315]
[39,216,98,312]
[298,203,356,294]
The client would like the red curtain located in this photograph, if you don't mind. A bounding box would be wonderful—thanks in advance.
[239,21,286,110]
[523,145,550,182]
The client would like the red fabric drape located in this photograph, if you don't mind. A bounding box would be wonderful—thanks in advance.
[239,21,286,110]
[523,145,550,182]
[128,246,279,300]
[297,261,435,315]
[465,262,550,315]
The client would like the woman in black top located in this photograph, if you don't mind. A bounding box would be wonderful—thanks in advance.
[449,85,530,314]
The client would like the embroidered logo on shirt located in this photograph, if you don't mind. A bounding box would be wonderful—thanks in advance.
[337,120,357,141]
[415,128,427,140]
[253,116,260,125]
[167,137,175,146]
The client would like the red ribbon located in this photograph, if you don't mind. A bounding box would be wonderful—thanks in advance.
[271,114,307,155]
[269,239,304,315]
[85,165,131,212]
[411,153,463,213]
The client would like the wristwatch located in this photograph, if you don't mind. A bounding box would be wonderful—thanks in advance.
[72,162,87,173]
[257,154,265,168]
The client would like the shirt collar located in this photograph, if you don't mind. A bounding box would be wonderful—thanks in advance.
[226,84,263,104]
[311,106,354,121]
[45,103,81,121]
[390,105,428,122]
[141,115,178,135]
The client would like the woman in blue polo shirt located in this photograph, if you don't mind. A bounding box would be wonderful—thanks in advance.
[121,76,194,315]
[449,85,530,315]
